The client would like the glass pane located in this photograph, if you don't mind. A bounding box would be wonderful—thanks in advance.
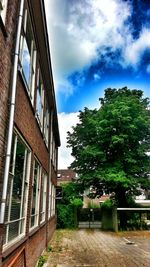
[30,215,35,228]
[31,162,38,216]
[30,161,40,227]
[10,139,26,221]
[21,150,29,218]
[8,220,19,242]
[22,37,30,85]
[36,78,42,116]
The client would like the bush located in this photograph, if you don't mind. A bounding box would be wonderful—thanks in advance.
[37,256,46,267]
[56,182,83,228]
[57,204,74,228]
[101,199,113,210]
[88,202,100,209]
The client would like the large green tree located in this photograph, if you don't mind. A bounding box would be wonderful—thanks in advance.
[67,88,150,208]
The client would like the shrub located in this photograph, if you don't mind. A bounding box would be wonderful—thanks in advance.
[101,199,113,209]
[37,256,46,267]
[57,204,74,228]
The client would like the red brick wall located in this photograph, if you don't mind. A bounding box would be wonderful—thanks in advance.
[0,0,19,201]
[14,76,49,171]
[0,1,57,266]
[2,217,56,267]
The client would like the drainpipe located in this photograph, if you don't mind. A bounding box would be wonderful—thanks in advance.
[0,0,24,224]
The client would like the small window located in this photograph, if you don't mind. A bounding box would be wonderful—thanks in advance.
[43,100,49,145]
[19,3,36,104]
[36,69,44,129]
[30,159,41,229]
[48,180,52,218]
[51,185,56,217]
[40,173,47,223]
[0,0,8,24]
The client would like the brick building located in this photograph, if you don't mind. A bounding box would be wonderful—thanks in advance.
[0,0,60,266]
[57,169,77,185]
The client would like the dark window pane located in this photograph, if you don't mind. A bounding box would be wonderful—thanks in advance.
[10,139,25,221]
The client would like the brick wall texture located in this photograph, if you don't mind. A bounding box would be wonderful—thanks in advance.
[0,1,57,266]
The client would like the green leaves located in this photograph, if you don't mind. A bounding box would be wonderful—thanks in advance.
[67,88,150,205]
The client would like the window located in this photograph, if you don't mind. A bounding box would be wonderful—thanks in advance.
[0,0,8,24]
[50,129,53,161]
[51,185,56,217]
[19,2,36,104]
[43,100,49,145]
[48,180,52,218]
[4,132,31,247]
[52,138,57,169]
[36,69,44,129]
[30,159,41,229]
[40,173,47,223]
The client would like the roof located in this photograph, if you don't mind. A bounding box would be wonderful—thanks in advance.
[57,169,76,182]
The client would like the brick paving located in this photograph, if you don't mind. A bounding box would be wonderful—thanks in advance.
[44,230,150,267]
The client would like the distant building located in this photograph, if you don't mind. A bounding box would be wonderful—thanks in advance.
[0,1,60,266]
[56,169,77,200]
[57,169,77,185]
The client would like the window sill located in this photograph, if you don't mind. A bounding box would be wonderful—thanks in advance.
[0,16,8,37]
[29,225,39,238]
[2,235,27,259]
[40,220,46,228]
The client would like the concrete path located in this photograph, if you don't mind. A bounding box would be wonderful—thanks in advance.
[44,229,150,267]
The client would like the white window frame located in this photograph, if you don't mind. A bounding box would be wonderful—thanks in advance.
[40,173,47,223]
[3,130,31,249]
[52,138,57,170]
[36,68,44,129]
[48,180,52,219]
[43,100,49,146]
[30,158,41,230]
[51,185,56,217]
[0,0,8,24]
[19,2,37,105]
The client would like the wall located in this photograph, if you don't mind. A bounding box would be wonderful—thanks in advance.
[0,0,19,202]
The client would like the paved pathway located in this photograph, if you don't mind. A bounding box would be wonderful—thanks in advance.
[44,229,150,267]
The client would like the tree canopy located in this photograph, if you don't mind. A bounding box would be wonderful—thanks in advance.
[67,87,150,206]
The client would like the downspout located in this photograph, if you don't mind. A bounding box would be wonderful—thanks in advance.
[0,0,24,224]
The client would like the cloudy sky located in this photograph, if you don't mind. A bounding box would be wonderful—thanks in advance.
[45,0,150,169]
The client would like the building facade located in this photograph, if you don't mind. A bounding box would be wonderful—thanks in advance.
[0,0,60,266]
[57,169,77,186]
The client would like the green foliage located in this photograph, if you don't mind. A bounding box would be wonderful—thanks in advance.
[61,182,83,204]
[57,204,74,228]
[70,198,83,207]
[101,199,113,210]
[87,202,100,208]
[47,245,52,252]
[57,182,83,228]
[37,256,46,267]
[67,88,150,207]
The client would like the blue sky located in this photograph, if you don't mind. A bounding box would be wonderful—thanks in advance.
[45,0,150,168]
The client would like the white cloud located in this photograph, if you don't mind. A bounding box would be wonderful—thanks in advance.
[44,0,132,96]
[58,112,79,169]
[123,28,150,66]
[44,0,150,97]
